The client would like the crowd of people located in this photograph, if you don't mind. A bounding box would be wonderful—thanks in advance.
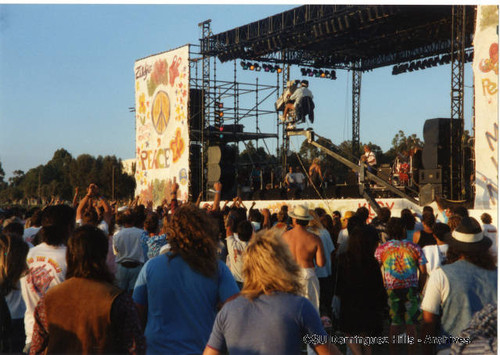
[0,181,497,354]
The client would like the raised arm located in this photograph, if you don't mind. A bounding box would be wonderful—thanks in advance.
[97,194,112,226]
[212,182,222,212]
[77,184,98,221]
[72,187,79,208]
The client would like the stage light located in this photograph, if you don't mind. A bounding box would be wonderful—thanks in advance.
[313,70,320,77]
[331,70,337,79]
[276,66,282,73]
[308,69,314,77]
[249,63,255,71]
[325,71,331,78]
[264,64,271,72]
[240,61,248,70]
[214,101,224,137]
[392,65,399,75]
[255,64,261,72]
[320,70,326,78]
[301,68,308,76]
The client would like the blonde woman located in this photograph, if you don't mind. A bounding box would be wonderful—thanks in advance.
[204,228,340,355]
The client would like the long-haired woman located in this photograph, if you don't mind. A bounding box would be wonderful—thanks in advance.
[0,234,29,353]
[30,225,145,354]
[204,228,341,355]
[133,204,239,355]
[335,225,387,355]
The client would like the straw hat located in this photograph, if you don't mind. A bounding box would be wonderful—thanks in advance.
[288,204,313,221]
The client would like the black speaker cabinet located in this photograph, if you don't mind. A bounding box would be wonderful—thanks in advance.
[419,169,442,184]
[422,118,461,170]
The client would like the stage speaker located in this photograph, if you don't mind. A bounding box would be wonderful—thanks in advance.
[189,144,202,200]
[419,183,442,206]
[419,169,442,184]
[189,89,203,131]
[422,118,460,170]
[206,144,237,200]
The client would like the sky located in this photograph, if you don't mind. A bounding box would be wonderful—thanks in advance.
[0,4,474,179]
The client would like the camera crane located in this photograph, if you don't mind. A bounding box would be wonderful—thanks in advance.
[287,128,420,214]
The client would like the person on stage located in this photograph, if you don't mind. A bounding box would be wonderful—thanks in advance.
[361,145,377,174]
[283,80,314,124]
[308,158,323,190]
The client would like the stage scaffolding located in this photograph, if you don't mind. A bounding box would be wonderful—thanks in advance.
[188,5,474,202]
[189,36,281,198]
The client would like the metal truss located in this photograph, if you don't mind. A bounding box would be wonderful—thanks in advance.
[449,5,466,200]
[352,66,362,156]
[199,20,212,198]
[202,5,475,71]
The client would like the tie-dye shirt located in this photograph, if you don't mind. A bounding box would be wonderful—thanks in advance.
[375,240,427,290]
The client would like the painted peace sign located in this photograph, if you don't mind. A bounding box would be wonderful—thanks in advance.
[151,90,170,134]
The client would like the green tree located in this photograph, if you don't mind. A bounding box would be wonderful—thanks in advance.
[386,130,423,163]
[8,170,25,187]
[0,161,6,190]
[0,149,136,204]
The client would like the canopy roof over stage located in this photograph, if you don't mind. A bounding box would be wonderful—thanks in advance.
[202,5,475,71]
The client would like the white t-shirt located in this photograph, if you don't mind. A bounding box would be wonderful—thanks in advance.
[289,86,313,107]
[482,223,497,253]
[21,243,67,344]
[364,151,377,166]
[294,172,306,185]
[336,228,349,254]
[421,267,450,315]
[422,244,449,275]
[226,234,249,283]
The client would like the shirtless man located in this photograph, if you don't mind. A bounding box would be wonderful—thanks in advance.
[282,204,325,313]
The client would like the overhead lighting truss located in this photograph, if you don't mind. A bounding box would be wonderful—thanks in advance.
[391,50,473,75]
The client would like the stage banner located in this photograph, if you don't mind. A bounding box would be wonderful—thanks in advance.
[473,6,498,209]
[134,45,190,205]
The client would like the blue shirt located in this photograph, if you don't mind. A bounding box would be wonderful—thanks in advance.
[207,292,327,354]
[133,253,239,355]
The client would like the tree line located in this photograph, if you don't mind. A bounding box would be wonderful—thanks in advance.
[0,130,425,205]
[0,149,136,204]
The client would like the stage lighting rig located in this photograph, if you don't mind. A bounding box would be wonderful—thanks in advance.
[214,101,224,139]
[392,50,473,76]
[300,67,336,79]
